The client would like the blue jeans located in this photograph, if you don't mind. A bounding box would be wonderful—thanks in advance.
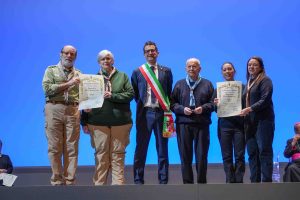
[246,120,274,182]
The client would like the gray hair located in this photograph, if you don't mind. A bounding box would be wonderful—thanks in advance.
[186,58,201,66]
[97,50,114,63]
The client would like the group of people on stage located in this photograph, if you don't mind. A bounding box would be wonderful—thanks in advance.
[40,40,298,186]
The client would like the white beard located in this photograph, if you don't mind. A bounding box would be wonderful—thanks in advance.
[61,58,74,68]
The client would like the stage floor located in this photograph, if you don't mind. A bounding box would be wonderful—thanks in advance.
[11,163,287,185]
[1,183,298,200]
[1,164,296,200]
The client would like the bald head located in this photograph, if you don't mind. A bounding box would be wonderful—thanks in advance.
[60,45,77,68]
[61,45,77,55]
[295,122,300,134]
[186,57,201,81]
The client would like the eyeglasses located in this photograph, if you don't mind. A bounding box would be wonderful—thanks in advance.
[186,65,198,69]
[62,51,76,57]
[144,49,157,53]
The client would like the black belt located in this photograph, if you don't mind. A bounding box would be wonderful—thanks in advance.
[145,107,161,112]
[46,100,79,106]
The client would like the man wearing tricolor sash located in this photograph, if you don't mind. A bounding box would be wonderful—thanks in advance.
[171,58,214,184]
[131,41,173,184]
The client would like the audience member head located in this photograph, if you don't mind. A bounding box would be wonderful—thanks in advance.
[294,122,300,134]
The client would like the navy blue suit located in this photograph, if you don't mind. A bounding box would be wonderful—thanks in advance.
[131,64,172,184]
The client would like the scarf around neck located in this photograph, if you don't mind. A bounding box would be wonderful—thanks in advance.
[99,67,116,92]
[186,75,201,107]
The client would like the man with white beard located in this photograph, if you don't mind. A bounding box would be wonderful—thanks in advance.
[42,45,81,185]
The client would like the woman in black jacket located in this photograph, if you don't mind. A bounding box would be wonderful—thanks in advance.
[214,62,245,183]
[241,56,275,182]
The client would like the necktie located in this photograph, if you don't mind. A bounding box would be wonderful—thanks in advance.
[150,66,156,104]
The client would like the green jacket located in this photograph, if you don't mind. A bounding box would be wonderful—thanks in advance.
[81,69,134,126]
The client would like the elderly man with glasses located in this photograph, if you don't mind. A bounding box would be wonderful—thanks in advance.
[42,45,81,186]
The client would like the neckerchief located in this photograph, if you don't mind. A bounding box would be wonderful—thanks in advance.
[99,67,116,92]
[57,62,77,102]
[246,73,262,108]
[185,75,201,107]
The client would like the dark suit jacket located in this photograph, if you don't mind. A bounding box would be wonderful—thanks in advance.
[0,154,13,174]
[131,64,173,122]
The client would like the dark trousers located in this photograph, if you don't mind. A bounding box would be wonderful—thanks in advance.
[176,123,210,184]
[246,120,274,182]
[133,109,169,184]
[283,160,300,182]
[218,128,245,183]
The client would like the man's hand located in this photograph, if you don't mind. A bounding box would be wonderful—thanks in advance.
[184,107,193,115]
[194,106,203,114]
[213,98,219,106]
[292,134,300,147]
[68,77,80,87]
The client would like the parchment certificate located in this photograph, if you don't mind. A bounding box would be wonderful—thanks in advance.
[217,81,242,117]
[78,74,105,110]
[0,173,18,187]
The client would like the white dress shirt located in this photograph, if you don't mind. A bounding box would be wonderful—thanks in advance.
[144,63,159,108]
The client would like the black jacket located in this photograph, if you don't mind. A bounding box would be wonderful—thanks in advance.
[243,76,275,122]
[0,154,13,174]
[171,78,214,125]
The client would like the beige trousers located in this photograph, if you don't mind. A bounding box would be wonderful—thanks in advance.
[88,124,132,185]
[45,103,80,185]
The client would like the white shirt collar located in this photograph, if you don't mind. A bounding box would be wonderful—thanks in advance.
[147,62,157,69]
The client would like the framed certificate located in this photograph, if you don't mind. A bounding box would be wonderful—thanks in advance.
[216,81,242,117]
[78,74,105,110]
